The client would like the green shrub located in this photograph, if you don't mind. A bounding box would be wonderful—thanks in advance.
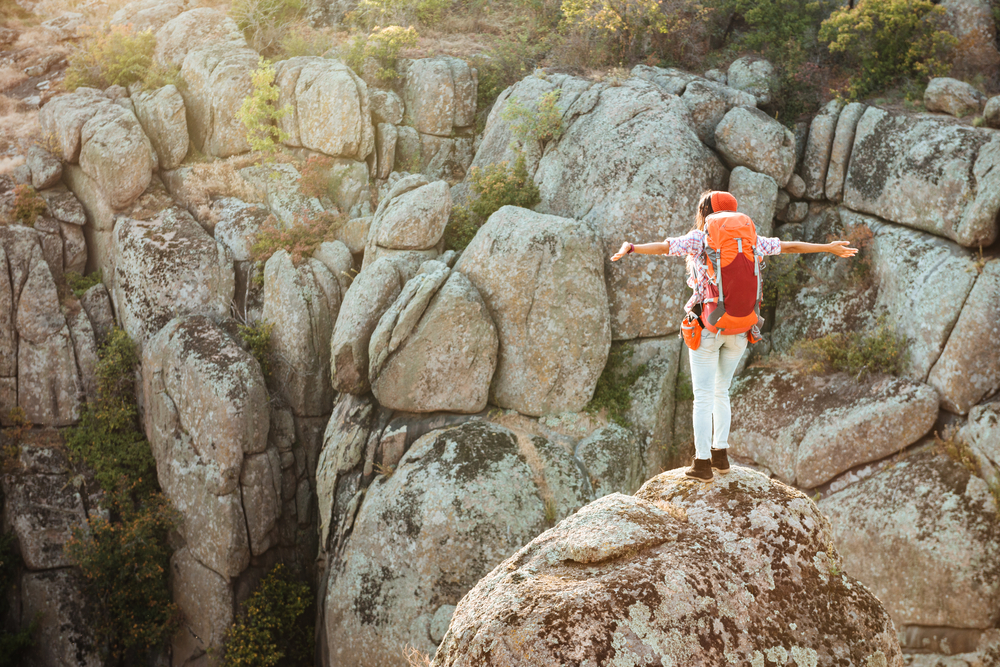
[342,25,418,87]
[64,25,178,92]
[587,343,645,426]
[231,0,303,55]
[237,320,275,378]
[560,0,699,65]
[64,269,103,297]
[65,489,179,663]
[12,184,47,227]
[250,209,346,264]
[443,153,540,251]
[791,316,909,376]
[712,0,836,64]
[501,90,564,147]
[221,564,313,667]
[238,58,293,155]
[64,327,158,500]
[0,532,36,667]
[819,0,956,99]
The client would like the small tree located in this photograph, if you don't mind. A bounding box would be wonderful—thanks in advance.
[500,90,565,148]
[819,0,956,99]
[560,0,704,64]
[342,25,418,87]
[238,58,292,155]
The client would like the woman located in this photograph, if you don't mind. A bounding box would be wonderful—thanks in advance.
[611,190,858,482]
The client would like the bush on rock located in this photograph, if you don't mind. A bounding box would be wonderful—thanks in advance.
[221,564,313,667]
[12,184,46,227]
[230,0,303,55]
[238,58,292,155]
[250,209,346,264]
[342,25,418,87]
[64,24,178,92]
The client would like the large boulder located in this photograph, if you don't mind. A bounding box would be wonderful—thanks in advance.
[679,79,757,146]
[113,207,234,346]
[924,77,986,118]
[800,99,842,200]
[369,264,498,413]
[131,83,189,170]
[470,73,596,177]
[1,452,89,570]
[330,255,406,394]
[456,206,610,416]
[726,56,778,106]
[824,102,866,202]
[367,177,451,252]
[528,76,726,339]
[142,316,272,576]
[729,367,939,488]
[26,146,62,190]
[434,468,904,666]
[111,0,190,32]
[78,105,155,209]
[153,8,246,68]
[715,105,796,187]
[857,211,982,380]
[729,166,777,236]
[322,421,590,665]
[261,248,344,417]
[180,43,257,158]
[275,57,375,161]
[928,259,1000,414]
[843,107,1000,247]
[3,231,84,426]
[37,88,113,163]
[402,56,477,136]
[21,570,100,667]
[820,450,1000,629]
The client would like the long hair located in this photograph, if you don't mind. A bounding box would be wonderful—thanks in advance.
[686,191,715,277]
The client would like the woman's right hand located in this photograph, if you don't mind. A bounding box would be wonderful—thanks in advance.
[611,242,632,261]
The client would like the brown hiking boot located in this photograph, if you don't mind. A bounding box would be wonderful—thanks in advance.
[711,447,730,474]
[684,458,713,482]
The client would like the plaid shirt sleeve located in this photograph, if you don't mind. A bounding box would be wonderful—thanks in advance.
[757,235,782,256]
[665,230,705,256]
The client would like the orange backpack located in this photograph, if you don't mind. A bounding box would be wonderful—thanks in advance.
[700,209,762,336]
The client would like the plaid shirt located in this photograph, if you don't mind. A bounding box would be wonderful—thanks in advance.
[666,229,782,313]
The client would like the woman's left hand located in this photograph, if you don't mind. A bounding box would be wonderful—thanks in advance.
[610,242,632,261]
[826,240,859,258]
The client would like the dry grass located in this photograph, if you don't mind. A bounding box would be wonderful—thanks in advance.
[403,646,433,667]
[172,153,272,221]
[13,25,63,51]
[0,67,28,94]
[0,154,25,175]
[0,103,40,155]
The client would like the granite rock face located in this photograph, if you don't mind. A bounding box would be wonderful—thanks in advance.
[456,206,610,416]
[275,57,375,160]
[729,367,938,488]
[714,105,796,187]
[820,450,1000,630]
[113,207,234,346]
[369,264,498,414]
[323,421,590,666]
[433,468,903,666]
[503,75,726,339]
[843,107,1000,247]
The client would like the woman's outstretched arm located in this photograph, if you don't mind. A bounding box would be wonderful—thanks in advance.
[610,241,671,261]
[780,240,858,258]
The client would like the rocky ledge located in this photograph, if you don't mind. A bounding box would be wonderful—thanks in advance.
[433,466,902,666]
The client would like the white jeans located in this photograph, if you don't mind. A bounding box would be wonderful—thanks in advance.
[688,330,747,460]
